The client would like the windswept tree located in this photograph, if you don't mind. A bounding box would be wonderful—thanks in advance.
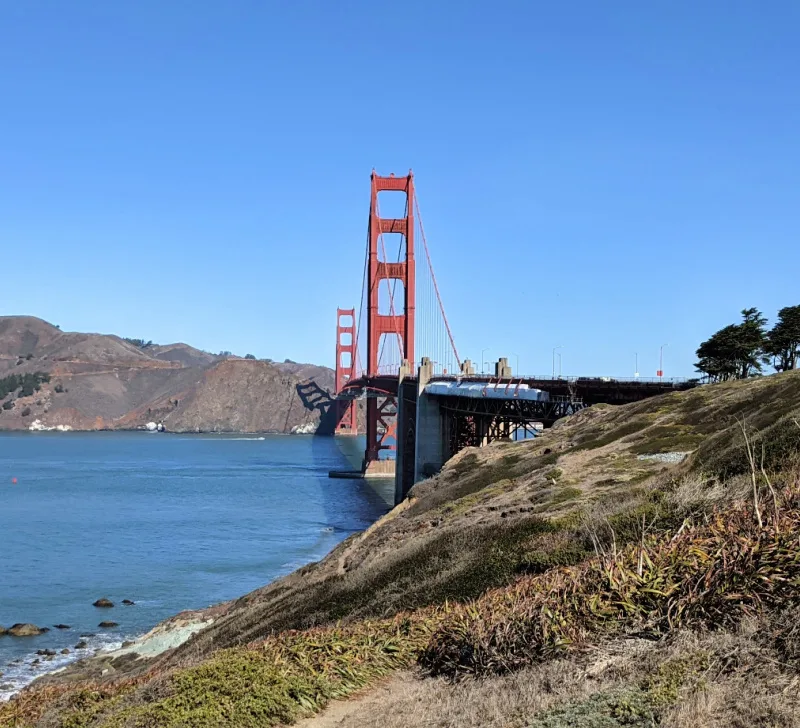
[695,308,767,381]
[764,305,800,371]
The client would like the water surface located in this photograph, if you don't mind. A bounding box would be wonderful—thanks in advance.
[0,432,391,698]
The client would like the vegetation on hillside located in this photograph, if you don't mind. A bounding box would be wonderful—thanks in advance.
[697,305,800,380]
[122,338,154,349]
[0,372,50,400]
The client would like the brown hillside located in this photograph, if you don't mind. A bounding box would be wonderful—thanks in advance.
[0,316,62,358]
[0,317,332,433]
[148,343,219,369]
[162,359,321,433]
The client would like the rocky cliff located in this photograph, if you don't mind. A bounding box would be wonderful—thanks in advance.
[0,316,333,433]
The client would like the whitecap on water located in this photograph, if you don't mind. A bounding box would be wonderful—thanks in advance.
[0,632,130,702]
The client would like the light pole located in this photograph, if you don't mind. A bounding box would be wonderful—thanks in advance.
[512,352,519,376]
[635,352,639,378]
[558,352,562,378]
[659,344,668,380]
[481,347,490,375]
[552,346,562,379]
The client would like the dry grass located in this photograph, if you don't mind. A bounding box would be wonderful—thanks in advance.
[299,627,800,728]
[421,474,800,679]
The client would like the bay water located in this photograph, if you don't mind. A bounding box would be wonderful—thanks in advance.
[0,432,392,699]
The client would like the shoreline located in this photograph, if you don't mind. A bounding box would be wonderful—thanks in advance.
[0,430,378,702]
[1,607,227,701]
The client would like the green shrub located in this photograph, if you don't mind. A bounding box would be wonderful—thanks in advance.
[527,689,657,727]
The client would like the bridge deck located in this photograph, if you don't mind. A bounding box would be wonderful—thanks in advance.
[343,374,698,405]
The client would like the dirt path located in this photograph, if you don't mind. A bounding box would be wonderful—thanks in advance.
[293,673,415,728]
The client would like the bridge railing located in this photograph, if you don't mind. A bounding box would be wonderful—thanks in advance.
[440,374,698,386]
[347,367,702,386]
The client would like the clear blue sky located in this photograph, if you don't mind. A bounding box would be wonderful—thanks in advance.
[2,1,798,377]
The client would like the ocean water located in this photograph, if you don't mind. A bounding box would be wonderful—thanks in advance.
[0,432,392,699]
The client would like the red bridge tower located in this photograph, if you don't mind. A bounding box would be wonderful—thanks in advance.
[364,170,416,473]
[334,307,357,433]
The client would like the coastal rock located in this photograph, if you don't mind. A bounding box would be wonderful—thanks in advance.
[0,626,5,636]
[98,621,119,628]
[121,640,135,648]
[290,421,317,435]
[93,598,114,608]
[31,659,40,665]
[74,641,88,649]
[29,419,73,432]
[36,649,57,656]
[8,623,45,637]
[121,599,135,605]
[53,624,71,630]
[0,683,13,691]
[61,648,70,655]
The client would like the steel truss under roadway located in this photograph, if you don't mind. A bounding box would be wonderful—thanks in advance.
[437,394,585,452]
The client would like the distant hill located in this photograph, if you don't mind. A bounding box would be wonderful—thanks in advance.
[0,316,335,433]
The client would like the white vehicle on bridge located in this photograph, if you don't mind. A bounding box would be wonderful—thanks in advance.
[424,381,550,401]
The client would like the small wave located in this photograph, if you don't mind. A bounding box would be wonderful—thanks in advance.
[0,632,131,702]
[226,437,266,441]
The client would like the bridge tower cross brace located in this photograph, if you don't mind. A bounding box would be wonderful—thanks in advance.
[364,170,416,469]
[334,307,357,434]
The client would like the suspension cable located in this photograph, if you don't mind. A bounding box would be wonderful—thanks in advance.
[414,195,461,368]
[353,216,370,377]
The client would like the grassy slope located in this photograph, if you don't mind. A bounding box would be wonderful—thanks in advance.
[5,371,800,727]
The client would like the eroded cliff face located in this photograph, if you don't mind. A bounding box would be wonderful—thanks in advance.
[160,359,321,433]
[0,316,332,433]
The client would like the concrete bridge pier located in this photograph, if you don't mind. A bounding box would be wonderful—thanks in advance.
[395,356,446,504]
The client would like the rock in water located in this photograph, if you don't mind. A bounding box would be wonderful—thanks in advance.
[74,641,88,649]
[53,624,71,630]
[0,626,6,636]
[36,649,57,656]
[8,623,45,636]
[98,621,119,628]
[93,598,114,608]
[121,599,135,605]
[61,648,70,655]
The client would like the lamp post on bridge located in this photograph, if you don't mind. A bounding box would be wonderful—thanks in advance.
[658,344,668,380]
[635,352,639,379]
[552,346,562,379]
[481,348,490,375]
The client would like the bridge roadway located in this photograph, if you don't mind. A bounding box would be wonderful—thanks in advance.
[343,373,696,407]
[337,363,699,505]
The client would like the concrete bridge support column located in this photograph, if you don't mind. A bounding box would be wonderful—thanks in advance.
[413,357,447,486]
[495,357,512,378]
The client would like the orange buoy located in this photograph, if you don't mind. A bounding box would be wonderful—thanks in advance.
[11,477,17,484]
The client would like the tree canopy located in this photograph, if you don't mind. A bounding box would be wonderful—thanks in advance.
[764,305,800,372]
[696,306,799,381]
